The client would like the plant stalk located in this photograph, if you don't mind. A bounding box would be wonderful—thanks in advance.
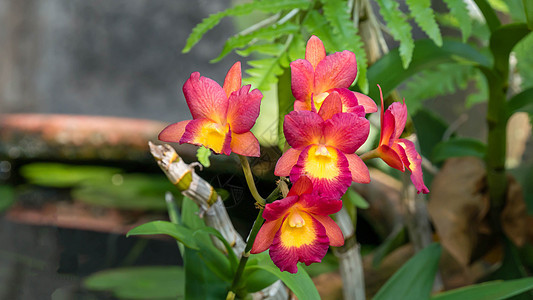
[238,155,266,206]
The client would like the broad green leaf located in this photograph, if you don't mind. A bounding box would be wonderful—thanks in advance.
[321,0,368,92]
[510,164,533,214]
[345,188,369,209]
[432,138,487,162]
[524,0,533,29]
[0,185,15,212]
[20,163,120,188]
[490,23,531,75]
[372,226,408,267]
[182,0,311,53]
[194,230,234,281]
[375,0,414,68]
[194,227,238,270]
[366,39,490,102]
[406,0,443,46]
[184,247,228,299]
[242,252,280,293]
[196,146,211,168]
[84,266,185,299]
[212,22,299,63]
[412,108,449,164]
[127,220,199,250]
[401,63,475,114]
[515,32,533,90]
[442,0,472,42]
[374,243,442,300]
[181,196,205,231]
[431,277,533,300]
[246,260,320,299]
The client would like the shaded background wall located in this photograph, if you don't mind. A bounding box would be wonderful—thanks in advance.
[0,0,237,122]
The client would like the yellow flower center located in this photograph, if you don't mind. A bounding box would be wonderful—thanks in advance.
[288,211,306,228]
[196,122,229,153]
[303,145,339,180]
[280,210,315,248]
[313,92,329,111]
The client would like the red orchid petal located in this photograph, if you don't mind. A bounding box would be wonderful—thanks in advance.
[353,92,378,113]
[293,99,312,111]
[314,50,357,93]
[223,61,242,98]
[226,85,262,134]
[231,131,260,157]
[158,120,190,142]
[290,59,314,104]
[287,176,313,197]
[250,218,283,254]
[388,101,408,140]
[180,119,232,155]
[183,72,228,124]
[262,196,299,221]
[290,145,352,198]
[314,214,344,247]
[380,106,396,147]
[274,148,302,177]
[330,88,365,117]
[269,213,329,273]
[376,144,405,171]
[300,194,343,216]
[283,111,323,149]
[344,153,371,184]
[323,113,370,154]
[305,35,326,70]
[318,92,343,120]
[394,139,429,194]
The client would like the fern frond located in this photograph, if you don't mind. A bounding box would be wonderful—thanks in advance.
[303,10,342,51]
[235,43,284,57]
[321,0,368,92]
[401,63,475,114]
[442,0,472,42]
[244,57,285,91]
[375,0,414,69]
[182,0,311,53]
[406,0,442,46]
[212,22,299,62]
[465,69,488,108]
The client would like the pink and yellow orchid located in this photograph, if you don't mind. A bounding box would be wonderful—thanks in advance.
[158,62,263,157]
[291,35,377,115]
[275,94,370,198]
[251,176,344,273]
[374,85,429,194]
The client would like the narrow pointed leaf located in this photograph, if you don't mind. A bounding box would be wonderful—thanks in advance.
[374,243,442,300]
[431,277,533,300]
[127,220,199,250]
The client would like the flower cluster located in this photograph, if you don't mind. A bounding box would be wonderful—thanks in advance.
[159,36,429,273]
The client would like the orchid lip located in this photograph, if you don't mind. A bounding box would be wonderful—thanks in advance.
[288,211,306,228]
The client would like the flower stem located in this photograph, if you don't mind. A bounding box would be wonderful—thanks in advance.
[227,205,265,298]
[359,149,378,161]
[238,155,266,206]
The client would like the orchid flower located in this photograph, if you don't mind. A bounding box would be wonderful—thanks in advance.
[158,62,262,157]
[374,85,429,194]
[251,176,343,273]
[275,93,370,198]
[291,35,377,114]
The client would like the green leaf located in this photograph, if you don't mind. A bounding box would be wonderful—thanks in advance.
[366,39,490,102]
[127,220,199,250]
[490,23,531,75]
[236,43,285,57]
[376,0,415,68]
[196,146,211,168]
[510,163,533,214]
[245,57,285,91]
[374,243,442,300]
[20,163,120,188]
[183,0,311,53]
[212,22,299,63]
[524,0,533,29]
[442,0,472,42]
[372,226,408,267]
[345,188,369,209]
[406,0,443,46]
[465,69,489,108]
[412,108,449,163]
[508,87,533,117]
[184,247,228,299]
[401,63,476,114]
[431,277,533,300]
[277,66,293,150]
[432,138,487,162]
[194,227,238,271]
[321,0,368,92]
[246,260,320,299]
[242,252,280,293]
[0,185,15,212]
[84,266,185,299]
[303,11,342,51]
